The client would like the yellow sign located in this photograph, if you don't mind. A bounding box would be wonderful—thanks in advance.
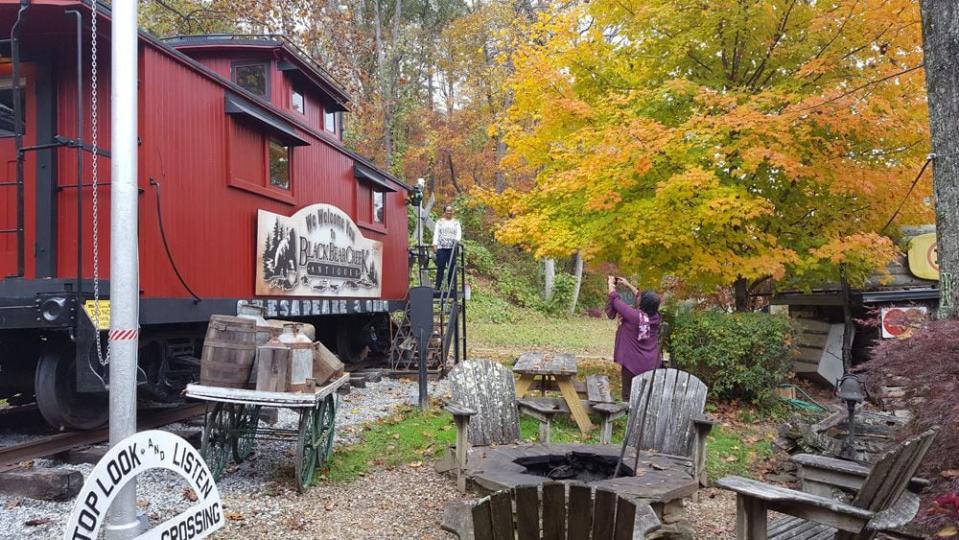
[907,233,939,281]
[83,300,111,330]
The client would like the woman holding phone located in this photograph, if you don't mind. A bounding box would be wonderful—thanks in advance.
[606,276,662,401]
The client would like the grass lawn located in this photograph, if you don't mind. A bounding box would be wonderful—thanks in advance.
[322,313,774,486]
[468,315,616,359]
[321,402,773,485]
[320,403,456,483]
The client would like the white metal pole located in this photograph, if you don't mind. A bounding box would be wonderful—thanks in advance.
[105,1,141,538]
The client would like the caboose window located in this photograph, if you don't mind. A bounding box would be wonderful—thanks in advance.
[0,78,26,137]
[291,89,305,114]
[269,139,290,190]
[323,108,336,134]
[232,61,269,98]
[372,191,384,224]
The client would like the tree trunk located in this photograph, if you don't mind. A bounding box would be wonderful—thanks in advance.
[569,252,583,315]
[543,258,555,300]
[920,1,959,319]
[373,0,392,165]
[733,277,750,312]
[839,266,854,372]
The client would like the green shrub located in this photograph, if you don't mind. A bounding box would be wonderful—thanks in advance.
[577,271,610,311]
[469,290,519,323]
[462,239,496,276]
[494,268,544,310]
[543,273,576,317]
[669,310,796,406]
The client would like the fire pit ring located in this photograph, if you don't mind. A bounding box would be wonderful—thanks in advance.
[464,443,698,505]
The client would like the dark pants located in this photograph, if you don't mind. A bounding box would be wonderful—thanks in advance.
[621,365,637,402]
[435,248,455,290]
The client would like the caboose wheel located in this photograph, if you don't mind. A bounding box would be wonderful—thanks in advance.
[35,351,107,431]
[231,404,261,462]
[294,406,320,492]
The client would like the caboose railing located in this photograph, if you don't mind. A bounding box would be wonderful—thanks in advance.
[390,241,468,372]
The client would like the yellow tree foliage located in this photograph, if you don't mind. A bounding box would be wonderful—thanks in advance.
[491,0,932,307]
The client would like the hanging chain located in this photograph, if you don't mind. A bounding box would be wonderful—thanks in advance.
[89,0,108,366]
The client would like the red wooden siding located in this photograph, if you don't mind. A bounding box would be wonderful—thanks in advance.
[0,2,409,302]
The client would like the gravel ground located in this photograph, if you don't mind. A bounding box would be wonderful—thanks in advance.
[0,377,456,540]
[686,488,737,539]
[1,376,750,539]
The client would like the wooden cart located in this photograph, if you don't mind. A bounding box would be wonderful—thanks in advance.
[185,374,349,492]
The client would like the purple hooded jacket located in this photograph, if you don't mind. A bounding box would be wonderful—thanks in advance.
[605,291,662,375]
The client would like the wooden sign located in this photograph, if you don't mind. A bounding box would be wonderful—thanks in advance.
[907,233,939,281]
[256,204,383,297]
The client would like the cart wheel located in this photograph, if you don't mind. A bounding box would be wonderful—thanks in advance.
[231,404,261,463]
[200,403,230,481]
[294,406,320,492]
[316,394,336,464]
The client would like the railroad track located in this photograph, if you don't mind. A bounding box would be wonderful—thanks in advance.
[0,402,207,471]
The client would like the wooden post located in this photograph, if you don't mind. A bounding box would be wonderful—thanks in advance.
[453,415,470,493]
[735,495,768,540]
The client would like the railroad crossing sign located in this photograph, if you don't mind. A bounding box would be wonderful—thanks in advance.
[63,430,224,540]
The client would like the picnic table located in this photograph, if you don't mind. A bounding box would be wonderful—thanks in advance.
[185,374,349,492]
[512,352,593,434]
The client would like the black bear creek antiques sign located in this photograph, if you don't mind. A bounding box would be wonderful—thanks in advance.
[63,430,224,540]
[256,204,384,298]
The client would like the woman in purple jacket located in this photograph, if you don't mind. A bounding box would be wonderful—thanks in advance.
[606,276,662,401]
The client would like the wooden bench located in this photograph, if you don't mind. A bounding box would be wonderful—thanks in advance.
[441,482,661,539]
[717,428,938,540]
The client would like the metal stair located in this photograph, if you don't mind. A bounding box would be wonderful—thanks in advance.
[390,242,466,373]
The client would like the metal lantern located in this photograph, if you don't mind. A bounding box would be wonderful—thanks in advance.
[836,374,866,460]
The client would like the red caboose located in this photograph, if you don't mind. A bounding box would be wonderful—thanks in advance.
[0,1,411,429]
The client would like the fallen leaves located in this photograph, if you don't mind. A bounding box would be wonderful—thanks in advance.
[225,511,244,522]
[942,470,959,479]
[24,518,51,527]
[4,497,21,510]
[183,488,198,502]
[937,526,957,537]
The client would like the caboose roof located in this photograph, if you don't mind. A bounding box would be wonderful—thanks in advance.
[162,34,351,112]
[0,0,406,191]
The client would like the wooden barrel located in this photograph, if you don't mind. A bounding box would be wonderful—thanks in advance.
[200,315,257,388]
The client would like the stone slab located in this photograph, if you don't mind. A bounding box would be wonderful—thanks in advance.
[0,468,83,501]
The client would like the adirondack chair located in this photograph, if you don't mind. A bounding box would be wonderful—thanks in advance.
[625,368,715,486]
[716,428,937,540]
[441,482,661,539]
[445,359,570,491]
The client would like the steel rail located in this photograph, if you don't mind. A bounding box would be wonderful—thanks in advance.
[0,403,206,470]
